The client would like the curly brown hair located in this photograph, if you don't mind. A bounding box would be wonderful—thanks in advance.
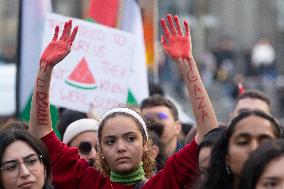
[95,111,155,178]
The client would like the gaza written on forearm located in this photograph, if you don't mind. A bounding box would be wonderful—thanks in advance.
[177,57,218,137]
[29,67,53,138]
[29,20,78,138]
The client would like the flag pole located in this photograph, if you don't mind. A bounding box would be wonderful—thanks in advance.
[153,0,159,84]
[116,0,125,29]
[15,0,23,118]
[140,0,159,83]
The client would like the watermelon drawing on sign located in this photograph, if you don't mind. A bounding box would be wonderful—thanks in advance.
[65,57,97,90]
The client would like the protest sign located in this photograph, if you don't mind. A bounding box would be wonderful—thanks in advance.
[42,14,134,115]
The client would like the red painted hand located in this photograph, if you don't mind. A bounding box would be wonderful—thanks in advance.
[40,20,78,71]
[160,14,192,61]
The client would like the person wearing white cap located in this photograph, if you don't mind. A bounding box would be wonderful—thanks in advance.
[63,118,98,166]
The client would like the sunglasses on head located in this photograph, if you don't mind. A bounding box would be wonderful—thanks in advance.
[78,141,96,155]
[144,112,169,121]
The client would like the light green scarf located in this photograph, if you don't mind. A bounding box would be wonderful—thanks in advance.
[110,162,145,184]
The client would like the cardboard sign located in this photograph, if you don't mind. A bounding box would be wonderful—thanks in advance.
[42,14,134,115]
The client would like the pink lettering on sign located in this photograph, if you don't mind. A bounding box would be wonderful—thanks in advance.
[112,33,126,46]
[59,89,89,105]
[52,67,69,80]
[48,19,65,31]
[78,25,105,41]
[71,40,106,58]
[92,96,123,110]
[72,39,91,52]
[101,61,128,78]
[91,45,106,58]
[48,19,106,42]
[99,80,127,95]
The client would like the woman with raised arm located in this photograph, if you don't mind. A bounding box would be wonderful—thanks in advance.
[29,20,78,138]
[29,16,217,189]
[160,14,218,144]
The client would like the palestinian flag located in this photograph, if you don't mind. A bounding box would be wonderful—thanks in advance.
[118,0,149,105]
[87,0,120,27]
[17,0,59,133]
[87,0,149,105]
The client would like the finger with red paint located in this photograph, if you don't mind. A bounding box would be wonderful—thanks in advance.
[167,14,177,35]
[52,26,59,41]
[160,18,171,41]
[184,19,190,37]
[67,26,78,46]
[60,20,71,41]
[40,19,79,71]
[160,14,192,61]
[174,15,183,36]
[160,35,169,54]
[160,14,219,146]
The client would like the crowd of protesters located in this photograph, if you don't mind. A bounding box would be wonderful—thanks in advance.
[1,14,284,189]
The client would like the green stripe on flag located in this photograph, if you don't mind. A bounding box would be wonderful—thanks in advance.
[85,17,97,23]
[127,89,138,105]
[19,94,61,138]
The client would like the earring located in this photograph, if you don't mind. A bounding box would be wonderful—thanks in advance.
[225,164,231,175]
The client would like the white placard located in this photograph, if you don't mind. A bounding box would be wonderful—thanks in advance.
[42,14,134,115]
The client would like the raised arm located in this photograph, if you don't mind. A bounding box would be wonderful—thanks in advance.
[160,14,218,144]
[29,20,78,138]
